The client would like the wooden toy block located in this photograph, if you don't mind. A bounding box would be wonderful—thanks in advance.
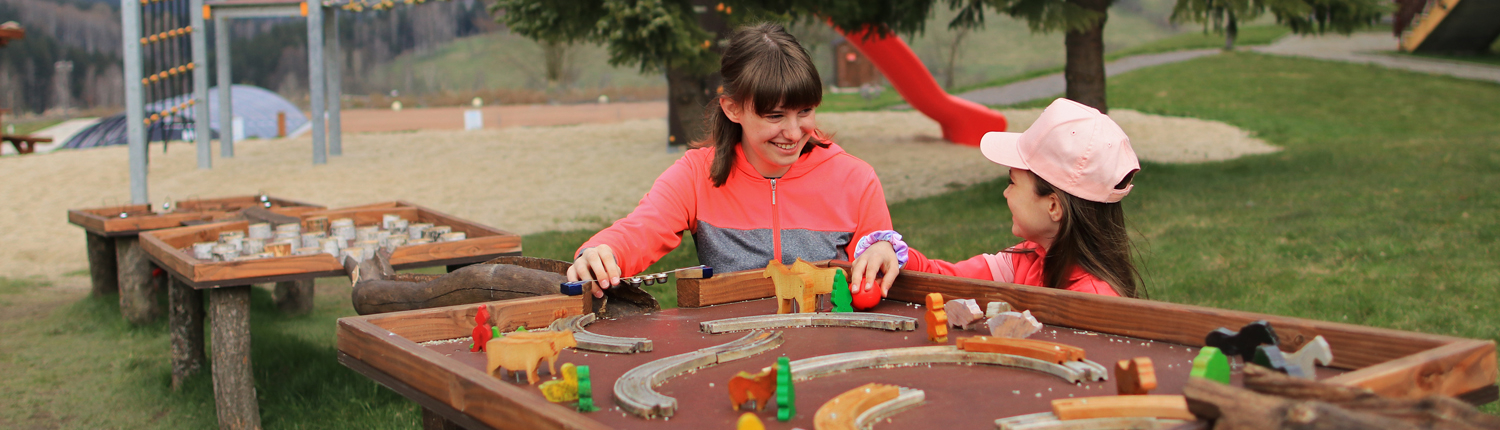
[1204,320,1279,362]
[987,310,1042,339]
[540,363,580,402]
[728,366,777,411]
[676,265,713,279]
[1114,357,1157,395]
[1051,395,1195,421]
[924,293,948,343]
[956,336,1085,364]
[484,330,577,385]
[946,298,983,329]
[986,301,1012,318]
[814,382,900,430]
[737,412,765,430]
[1283,335,1332,380]
[576,365,598,412]
[1190,346,1231,384]
[775,356,795,422]
[1252,344,1310,379]
[831,269,853,313]
[470,306,493,352]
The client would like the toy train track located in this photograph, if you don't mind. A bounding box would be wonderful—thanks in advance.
[547,313,653,354]
[697,313,917,334]
[613,330,784,419]
[788,345,1109,384]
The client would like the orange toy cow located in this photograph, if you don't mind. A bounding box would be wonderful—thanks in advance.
[728,366,778,411]
[485,330,577,385]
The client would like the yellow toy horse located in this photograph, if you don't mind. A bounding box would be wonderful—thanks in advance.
[763,258,841,314]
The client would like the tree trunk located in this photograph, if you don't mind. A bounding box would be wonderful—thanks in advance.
[1064,0,1112,113]
[272,279,315,315]
[116,236,164,325]
[211,285,260,430]
[169,276,205,389]
[86,231,118,296]
[665,0,729,149]
[1225,12,1239,51]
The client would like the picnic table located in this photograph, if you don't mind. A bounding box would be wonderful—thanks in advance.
[0,108,53,155]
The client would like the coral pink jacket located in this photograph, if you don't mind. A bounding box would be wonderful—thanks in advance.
[904,241,1119,296]
[580,143,892,276]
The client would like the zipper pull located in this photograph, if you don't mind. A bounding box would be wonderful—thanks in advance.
[770,179,777,205]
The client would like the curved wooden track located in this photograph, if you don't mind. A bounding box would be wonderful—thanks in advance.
[548,313,652,353]
[789,346,1109,384]
[698,313,917,334]
[613,330,785,419]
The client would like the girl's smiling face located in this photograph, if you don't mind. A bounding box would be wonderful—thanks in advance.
[1004,168,1063,249]
[721,97,817,178]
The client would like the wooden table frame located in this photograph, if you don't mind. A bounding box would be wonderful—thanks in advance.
[139,201,523,430]
[336,262,1498,430]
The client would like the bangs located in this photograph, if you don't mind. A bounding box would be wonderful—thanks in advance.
[740,49,823,115]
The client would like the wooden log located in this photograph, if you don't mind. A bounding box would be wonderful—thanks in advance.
[421,408,464,430]
[1182,377,1421,430]
[273,279,315,315]
[352,261,565,316]
[116,236,163,324]
[1242,364,1500,430]
[211,286,260,430]
[85,231,118,296]
[169,276,205,389]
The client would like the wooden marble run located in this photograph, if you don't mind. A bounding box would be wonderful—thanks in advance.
[484,330,577,385]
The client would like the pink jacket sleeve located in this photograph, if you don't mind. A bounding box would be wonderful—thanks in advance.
[846,168,894,260]
[903,249,1002,281]
[578,156,700,276]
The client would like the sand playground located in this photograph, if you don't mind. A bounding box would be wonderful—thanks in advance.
[1,106,1279,284]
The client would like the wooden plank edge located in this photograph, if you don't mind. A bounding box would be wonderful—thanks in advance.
[1324,339,1498,400]
[389,251,524,272]
[338,351,500,430]
[67,209,109,235]
[388,236,523,267]
[400,201,513,237]
[337,318,608,430]
[139,228,199,283]
[359,295,582,342]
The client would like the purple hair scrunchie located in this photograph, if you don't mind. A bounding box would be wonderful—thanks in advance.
[854,230,909,269]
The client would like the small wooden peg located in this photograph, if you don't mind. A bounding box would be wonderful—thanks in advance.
[924,293,948,343]
[1115,357,1157,395]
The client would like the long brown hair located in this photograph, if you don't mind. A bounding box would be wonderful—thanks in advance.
[699,23,827,187]
[1023,172,1143,298]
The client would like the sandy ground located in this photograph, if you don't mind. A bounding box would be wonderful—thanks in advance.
[0,107,1276,283]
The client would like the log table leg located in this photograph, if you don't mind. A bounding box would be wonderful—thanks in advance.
[273,279,315,315]
[116,236,163,324]
[170,277,205,389]
[211,286,260,430]
[85,231,118,296]
[422,408,465,430]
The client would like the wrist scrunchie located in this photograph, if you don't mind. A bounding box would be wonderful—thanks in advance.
[854,230,909,269]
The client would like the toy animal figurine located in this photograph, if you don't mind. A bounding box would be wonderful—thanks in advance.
[763,259,836,314]
[540,363,580,402]
[485,330,577,385]
[925,293,949,343]
[988,310,1042,339]
[1115,357,1157,395]
[1252,345,1310,379]
[471,306,493,352]
[1283,335,1332,380]
[1204,320,1279,362]
[728,366,778,411]
[946,298,983,330]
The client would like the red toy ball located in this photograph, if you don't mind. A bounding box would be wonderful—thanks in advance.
[851,285,881,310]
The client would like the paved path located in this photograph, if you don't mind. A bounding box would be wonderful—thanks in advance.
[952,49,1221,106]
[1250,33,1500,84]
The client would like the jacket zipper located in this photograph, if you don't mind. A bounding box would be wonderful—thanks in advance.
[770,178,781,263]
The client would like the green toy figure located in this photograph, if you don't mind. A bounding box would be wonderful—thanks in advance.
[775,356,794,421]
[576,365,599,412]
[1190,346,1231,384]
[832,270,853,313]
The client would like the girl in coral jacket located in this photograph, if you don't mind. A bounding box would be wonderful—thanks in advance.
[567,23,893,297]
[850,98,1143,298]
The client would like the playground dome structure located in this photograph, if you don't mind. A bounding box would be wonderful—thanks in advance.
[65,85,307,150]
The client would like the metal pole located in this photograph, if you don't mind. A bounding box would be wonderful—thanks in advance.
[214,14,233,157]
[326,10,342,156]
[124,0,148,204]
[307,2,326,165]
[192,0,210,168]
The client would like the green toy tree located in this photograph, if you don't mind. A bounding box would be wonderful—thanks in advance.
[1169,0,1386,50]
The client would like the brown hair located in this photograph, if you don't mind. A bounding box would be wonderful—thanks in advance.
[699,23,827,187]
[1014,171,1143,298]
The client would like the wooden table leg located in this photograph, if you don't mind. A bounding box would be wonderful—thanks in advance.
[273,279,315,315]
[170,277,205,389]
[85,231,118,296]
[211,286,261,430]
[421,407,466,430]
[116,236,163,324]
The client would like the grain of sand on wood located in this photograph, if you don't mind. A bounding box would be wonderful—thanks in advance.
[0,109,1277,283]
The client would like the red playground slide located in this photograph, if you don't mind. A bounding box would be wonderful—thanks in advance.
[835,26,1008,146]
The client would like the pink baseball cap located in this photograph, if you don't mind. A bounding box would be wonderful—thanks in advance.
[980,98,1140,203]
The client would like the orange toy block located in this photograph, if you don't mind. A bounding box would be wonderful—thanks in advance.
[955,336,1085,364]
[727,366,778,411]
[1051,395,1195,421]
[1115,357,1157,395]
[925,293,948,343]
[485,330,577,385]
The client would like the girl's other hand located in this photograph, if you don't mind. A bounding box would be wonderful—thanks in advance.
[567,245,621,298]
[850,241,900,297]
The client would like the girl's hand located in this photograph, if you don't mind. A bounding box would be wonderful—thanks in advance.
[850,241,900,297]
[567,245,620,298]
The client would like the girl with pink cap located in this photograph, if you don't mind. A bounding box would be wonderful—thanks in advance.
[850,98,1142,299]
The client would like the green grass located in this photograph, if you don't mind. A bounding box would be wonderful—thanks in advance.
[5,51,1498,428]
[6,118,64,135]
[1109,25,1291,57]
